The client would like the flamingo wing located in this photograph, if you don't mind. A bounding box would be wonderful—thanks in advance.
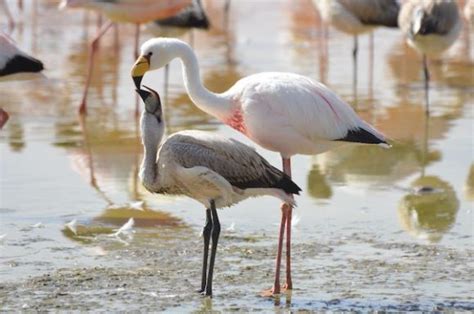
[234,73,387,155]
[166,131,301,194]
[338,0,399,27]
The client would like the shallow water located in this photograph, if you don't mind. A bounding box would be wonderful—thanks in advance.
[1,0,473,311]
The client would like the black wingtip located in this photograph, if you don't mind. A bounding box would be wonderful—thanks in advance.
[0,54,43,76]
[336,128,388,145]
[154,0,210,29]
[275,174,302,195]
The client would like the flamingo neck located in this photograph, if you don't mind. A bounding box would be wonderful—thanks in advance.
[140,145,159,192]
[175,42,233,121]
[139,116,164,192]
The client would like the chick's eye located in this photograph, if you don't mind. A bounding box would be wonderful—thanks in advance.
[147,52,153,57]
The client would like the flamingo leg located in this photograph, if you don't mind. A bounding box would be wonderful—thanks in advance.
[198,208,212,293]
[368,32,374,101]
[134,23,141,117]
[164,64,170,103]
[79,20,114,115]
[422,54,430,116]
[204,200,220,297]
[282,157,293,291]
[224,0,231,29]
[1,0,15,30]
[0,108,9,130]
[352,35,358,106]
[267,204,287,295]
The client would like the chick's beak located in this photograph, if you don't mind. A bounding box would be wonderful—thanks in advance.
[131,55,150,89]
[135,89,151,103]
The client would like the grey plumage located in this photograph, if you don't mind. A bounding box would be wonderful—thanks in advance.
[399,0,461,37]
[163,131,300,193]
[154,0,210,29]
[338,0,400,27]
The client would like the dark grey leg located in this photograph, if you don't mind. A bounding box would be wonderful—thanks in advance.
[197,208,212,293]
[423,54,430,116]
[205,200,220,297]
[353,35,358,106]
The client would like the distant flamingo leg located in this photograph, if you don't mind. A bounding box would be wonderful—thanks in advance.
[282,157,293,291]
[79,20,114,115]
[0,108,9,130]
[422,54,430,116]
[134,23,141,117]
[352,35,359,106]
[1,0,15,30]
[368,33,374,100]
[164,64,170,103]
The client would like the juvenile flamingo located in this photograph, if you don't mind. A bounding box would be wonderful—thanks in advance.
[59,0,192,114]
[131,38,389,295]
[135,85,301,297]
[312,0,400,101]
[398,0,462,114]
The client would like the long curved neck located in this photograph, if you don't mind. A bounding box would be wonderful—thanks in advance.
[139,116,164,192]
[174,42,233,120]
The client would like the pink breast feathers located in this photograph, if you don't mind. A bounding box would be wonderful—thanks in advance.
[225,107,247,135]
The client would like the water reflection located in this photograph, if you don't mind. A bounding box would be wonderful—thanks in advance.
[465,164,474,201]
[310,142,439,189]
[398,176,459,243]
[5,119,25,152]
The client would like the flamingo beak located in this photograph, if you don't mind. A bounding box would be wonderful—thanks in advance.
[135,89,151,103]
[131,55,150,89]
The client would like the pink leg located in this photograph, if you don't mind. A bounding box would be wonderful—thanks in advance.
[2,0,15,30]
[134,23,141,117]
[368,33,374,101]
[282,158,293,290]
[262,204,286,296]
[134,23,140,59]
[0,108,9,130]
[79,20,114,115]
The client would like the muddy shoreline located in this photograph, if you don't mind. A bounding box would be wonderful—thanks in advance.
[2,226,473,311]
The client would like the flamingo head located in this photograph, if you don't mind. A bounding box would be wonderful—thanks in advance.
[131,37,186,89]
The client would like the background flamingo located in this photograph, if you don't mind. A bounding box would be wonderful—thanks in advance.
[398,0,462,115]
[59,0,192,115]
[312,0,400,102]
[0,32,43,129]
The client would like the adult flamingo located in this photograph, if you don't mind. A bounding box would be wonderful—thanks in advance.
[59,0,192,115]
[131,38,389,295]
[0,32,44,130]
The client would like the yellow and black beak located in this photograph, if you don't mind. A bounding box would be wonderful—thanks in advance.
[131,55,150,89]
